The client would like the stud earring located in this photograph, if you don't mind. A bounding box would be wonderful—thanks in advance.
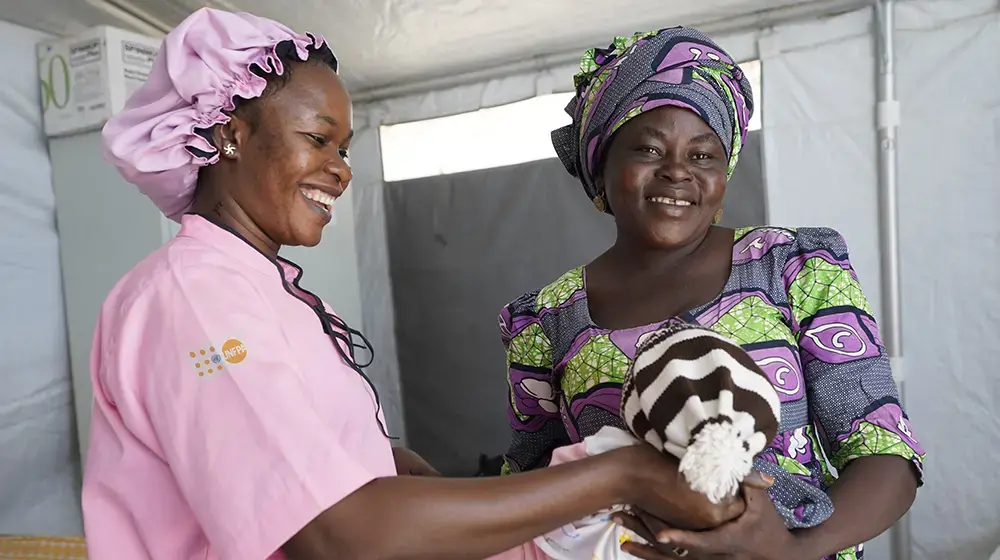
[223,143,235,156]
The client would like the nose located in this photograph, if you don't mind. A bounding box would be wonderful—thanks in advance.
[656,153,693,183]
[324,152,353,190]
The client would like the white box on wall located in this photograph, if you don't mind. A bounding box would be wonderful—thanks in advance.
[37,26,159,138]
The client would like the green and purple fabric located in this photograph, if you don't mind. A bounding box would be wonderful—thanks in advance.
[499,227,926,560]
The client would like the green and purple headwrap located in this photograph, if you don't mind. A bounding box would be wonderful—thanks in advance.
[552,27,754,211]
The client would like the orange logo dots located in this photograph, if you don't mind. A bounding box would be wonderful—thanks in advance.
[222,339,247,364]
[191,347,213,377]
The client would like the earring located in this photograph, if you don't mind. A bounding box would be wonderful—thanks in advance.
[223,143,236,156]
[593,193,607,213]
[712,208,723,224]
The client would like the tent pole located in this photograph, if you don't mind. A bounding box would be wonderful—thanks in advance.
[875,1,909,559]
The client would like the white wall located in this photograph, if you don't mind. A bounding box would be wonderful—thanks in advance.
[761,1,1000,558]
[0,19,83,535]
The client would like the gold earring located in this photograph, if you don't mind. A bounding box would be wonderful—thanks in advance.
[593,193,607,213]
[712,208,723,224]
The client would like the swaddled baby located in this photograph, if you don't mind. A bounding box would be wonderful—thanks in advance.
[498,323,782,560]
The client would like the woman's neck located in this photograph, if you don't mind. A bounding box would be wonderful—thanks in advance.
[605,226,717,276]
[191,182,280,259]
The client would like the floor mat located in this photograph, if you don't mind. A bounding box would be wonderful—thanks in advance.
[0,536,87,559]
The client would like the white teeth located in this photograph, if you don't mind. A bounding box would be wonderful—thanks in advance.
[647,196,693,206]
[301,187,336,208]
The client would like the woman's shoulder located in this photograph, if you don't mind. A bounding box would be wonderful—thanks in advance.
[733,225,851,259]
[502,266,586,318]
[498,266,587,347]
[105,237,266,320]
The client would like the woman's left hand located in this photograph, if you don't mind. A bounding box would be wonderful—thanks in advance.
[392,447,441,477]
[613,479,807,560]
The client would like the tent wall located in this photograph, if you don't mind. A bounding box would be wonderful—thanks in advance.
[890,2,998,557]
[0,20,82,535]
[760,1,1000,558]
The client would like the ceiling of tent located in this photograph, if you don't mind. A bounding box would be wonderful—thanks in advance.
[6,0,832,92]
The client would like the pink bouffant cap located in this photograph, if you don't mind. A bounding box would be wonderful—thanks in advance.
[101,8,334,221]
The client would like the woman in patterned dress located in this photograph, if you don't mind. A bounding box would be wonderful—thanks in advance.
[498,27,924,560]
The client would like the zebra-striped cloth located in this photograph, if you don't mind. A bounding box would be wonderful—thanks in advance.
[623,322,781,503]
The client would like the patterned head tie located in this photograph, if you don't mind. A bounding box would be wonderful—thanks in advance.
[552,27,754,213]
[621,323,780,504]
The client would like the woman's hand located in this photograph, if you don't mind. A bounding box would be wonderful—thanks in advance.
[392,447,441,476]
[616,446,749,531]
[610,509,709,559]
[615,475,806,560]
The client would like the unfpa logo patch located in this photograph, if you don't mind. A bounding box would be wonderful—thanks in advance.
[190,338,247,376]
[221,339,247,364]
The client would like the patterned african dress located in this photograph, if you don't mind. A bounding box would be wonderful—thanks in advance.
[498,227,925,560]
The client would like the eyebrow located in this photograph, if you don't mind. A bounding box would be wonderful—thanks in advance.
[641,126,669,141]
[690,133,719,145]
[317,115,354,141]
[641,127,719,147]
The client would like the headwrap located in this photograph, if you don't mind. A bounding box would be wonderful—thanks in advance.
[101,8,335,221]
[552,27,754,211]
[622,322,780,504]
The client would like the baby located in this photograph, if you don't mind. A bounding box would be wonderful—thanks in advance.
[495,323,782,560]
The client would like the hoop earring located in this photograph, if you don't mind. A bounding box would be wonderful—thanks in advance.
[593,193,607,213]
[712,208,723,224]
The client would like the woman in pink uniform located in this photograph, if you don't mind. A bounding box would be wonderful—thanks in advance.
[81,8,763,560]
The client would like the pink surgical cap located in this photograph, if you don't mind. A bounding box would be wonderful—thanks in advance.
[101,8,333,221]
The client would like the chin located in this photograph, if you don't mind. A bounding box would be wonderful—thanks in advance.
[641,223,704,248]
[285,210,329,248]
[295,231,324,248]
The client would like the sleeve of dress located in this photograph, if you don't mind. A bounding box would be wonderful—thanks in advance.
[498,290,571,475]
[783,227,925,482]
[97,265,382,559]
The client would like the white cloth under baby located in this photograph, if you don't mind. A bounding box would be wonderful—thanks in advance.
[532,427,650,560]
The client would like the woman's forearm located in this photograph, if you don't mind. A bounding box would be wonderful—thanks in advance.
[794,455,919,559]
[284,447,640,560]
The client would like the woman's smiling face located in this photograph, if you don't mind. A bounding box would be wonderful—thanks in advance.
[600,106,728,249]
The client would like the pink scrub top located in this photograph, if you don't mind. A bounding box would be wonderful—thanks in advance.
[81,214,396,560]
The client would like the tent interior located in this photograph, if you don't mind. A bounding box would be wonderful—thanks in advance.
[1,0,998,558]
